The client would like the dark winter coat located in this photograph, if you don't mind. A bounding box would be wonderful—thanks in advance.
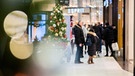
[74,25,85,45]
[86,32,97,56]
[93,25,103,39]
[102,26,114,43]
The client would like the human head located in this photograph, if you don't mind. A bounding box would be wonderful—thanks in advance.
[77,20,83,26]
[105,22,109,26]
[83,24,86,27]
[97,22,101,25]
[95,23,98,26]
[89,28,95,32]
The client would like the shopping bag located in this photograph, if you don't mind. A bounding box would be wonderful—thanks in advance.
[112,42,119,51]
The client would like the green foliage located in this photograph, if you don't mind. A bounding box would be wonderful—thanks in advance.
[48,4,67,40]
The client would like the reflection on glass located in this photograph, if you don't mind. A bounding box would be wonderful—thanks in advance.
[28,13,47,42]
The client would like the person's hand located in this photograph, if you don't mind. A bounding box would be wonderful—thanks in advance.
[79,43,82,47]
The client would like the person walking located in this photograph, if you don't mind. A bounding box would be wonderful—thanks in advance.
[86,29,97,64]
[74,21,85,63]
[102,23,114,56]
[93,22,103,56]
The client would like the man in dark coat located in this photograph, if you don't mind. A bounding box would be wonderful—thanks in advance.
[74,21,85,63]
[93,22,103,56]
[103,23,114,56]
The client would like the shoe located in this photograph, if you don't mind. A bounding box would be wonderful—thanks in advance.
[80,56,84,58]
[99,51,102,53]
[79,61,84,63]
[110,54,113,56]
[91,62,94,64]
[75,61,83,64]
[97,54,100,57]
[105,54,108,57]
[87,61,91,64]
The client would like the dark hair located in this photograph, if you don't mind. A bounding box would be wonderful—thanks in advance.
[89,29,95,32]
[112,24,115,26]
[105,22,109,25]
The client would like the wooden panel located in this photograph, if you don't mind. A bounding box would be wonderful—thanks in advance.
[118,0,123,49]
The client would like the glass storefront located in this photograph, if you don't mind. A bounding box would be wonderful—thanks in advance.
[63,0,103,24]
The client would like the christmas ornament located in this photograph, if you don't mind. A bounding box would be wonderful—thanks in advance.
[62,19,64,22]
[54,16,56,19]
[51,13,54,15]
[61,27,64,31]
[55,29,58,33]
[50,16,52,19]
[59,19,61,21]
[53,24,56,27]
[57,22,60,26]
[63,34,66,38]
[55,33,58,36]
[64,27,66,30]
[59,31,63,36]
[49,26,54,31]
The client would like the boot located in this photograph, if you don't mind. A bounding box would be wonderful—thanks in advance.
[87,57,91,64]
[91,57,94,64]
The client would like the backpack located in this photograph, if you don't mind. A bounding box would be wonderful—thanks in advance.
[85,37,92,46]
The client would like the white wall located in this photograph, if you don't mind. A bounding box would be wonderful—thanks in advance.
[64,15,71,41]
[125,0,134,61]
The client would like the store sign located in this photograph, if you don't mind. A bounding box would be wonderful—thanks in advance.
[68,8,84,14]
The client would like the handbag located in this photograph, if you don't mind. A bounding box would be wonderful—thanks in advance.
[85,37,92,46]
[112,42,119,51]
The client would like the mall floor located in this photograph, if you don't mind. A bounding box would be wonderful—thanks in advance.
[0,45,133,76]
[55,49,133,76]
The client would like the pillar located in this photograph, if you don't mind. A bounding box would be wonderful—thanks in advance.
[77,0,82,21]
[118,0,123,49]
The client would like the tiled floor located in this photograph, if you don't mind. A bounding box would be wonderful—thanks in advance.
[33,42,133,76]
[55,53,133,76]
[116,56,134,73]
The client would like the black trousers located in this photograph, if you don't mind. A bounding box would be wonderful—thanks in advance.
[105,41,113,55]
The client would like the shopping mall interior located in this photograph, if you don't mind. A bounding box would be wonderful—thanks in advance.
[0,0,134,76]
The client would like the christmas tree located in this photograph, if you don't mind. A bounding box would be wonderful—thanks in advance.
[48,4,67,40]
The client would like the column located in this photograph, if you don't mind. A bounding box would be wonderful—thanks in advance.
[125,0,134,61]
[77,0,82,21]
[118,0,123,49]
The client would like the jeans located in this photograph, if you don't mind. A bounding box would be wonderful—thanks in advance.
[99,39,102,52]
[75,44,83,63]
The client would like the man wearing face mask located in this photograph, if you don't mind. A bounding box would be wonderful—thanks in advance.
[74,21,85,63]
